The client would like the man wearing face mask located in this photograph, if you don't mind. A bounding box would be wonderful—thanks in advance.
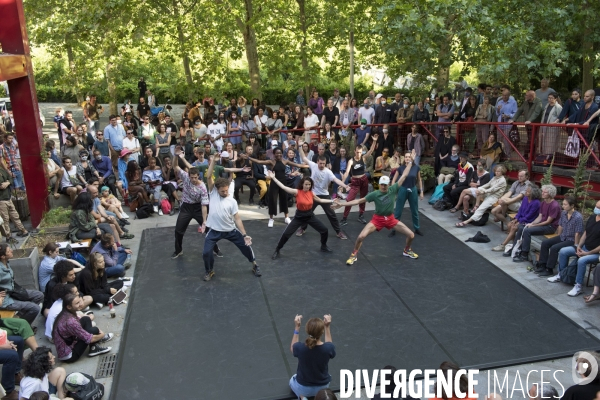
[374,95,394,126]
[207,116,226,151]
[358,99,375,125]
[354,119,371,147]
[91,149,118,197]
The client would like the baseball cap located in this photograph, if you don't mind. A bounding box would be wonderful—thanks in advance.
[360,119,367,124]
[220,151,230,158]
[379,176,390,185]
[375,93,383,99]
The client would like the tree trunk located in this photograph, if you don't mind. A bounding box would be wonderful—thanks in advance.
[65,39,83,104]
[173,0,193,98]
[241,0,261,100]
[436,16,456,94]
[297,0,310,98]
[105,59,118,115]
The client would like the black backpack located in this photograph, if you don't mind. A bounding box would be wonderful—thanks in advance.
[135,203,154,219]
[559,258,577,285]
[65,372,105,400]
[461,211,490,226]
[433,199,451,211]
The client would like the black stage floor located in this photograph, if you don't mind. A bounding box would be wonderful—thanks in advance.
[111,212,600,400]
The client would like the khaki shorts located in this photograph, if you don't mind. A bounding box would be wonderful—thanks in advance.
[508,201,521,212]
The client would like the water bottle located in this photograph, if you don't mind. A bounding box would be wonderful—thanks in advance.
[126,254,132,263]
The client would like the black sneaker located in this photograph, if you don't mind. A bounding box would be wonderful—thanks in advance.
[320,245,333,252]
[513,254,529,262]
[340,218,348,226]
[538,269,554,277]
[414,229,423,236]
[99,333,114,343]
[171,251,183,259]
[120,218,131,225]
[88,344,111,357]
[271,250,280,260]
[252,264,262,277]
[357,215,367,224]
[203,270,215,281]
[214,249,224,258]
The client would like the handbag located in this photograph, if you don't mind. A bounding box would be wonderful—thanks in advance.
[564,133,580,158]
[511,228,524,258]
[509,126,520,144]
[8,282,29,301]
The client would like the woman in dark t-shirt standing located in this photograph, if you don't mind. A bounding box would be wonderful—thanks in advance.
[289,314,335,399]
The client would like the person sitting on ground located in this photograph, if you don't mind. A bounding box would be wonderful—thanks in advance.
[437,144,460,185]
[19,346,69,400]
[38,243,84,293]
[142,157,163,213]
[449,158,491,216]
[479,132,503,171]
[61,136,84,164]
[490,169,530,225]
[456,165,507,228]
[0,244,44,325]
[442,152,473,206]
[534,195,583,277]
[98,185,129,219]
[491,184,541,251]
[512,184,560,262]
[87,185,131,243]
[45,283,92,343]
[56,157,83,204]
[125,160,150,205]
[138,146,162,170]
[52,293,113,362]
[0,314,38,352]
[549,200,600,297]
[161,155,182,214]
[289,314,335,399]
[41,260,93,319]
[89,233,133,278]
[0,333,25,400]
[268,172,334,259]
[68,192,117,243]
[79,252,124,308]
[75,150,99,187]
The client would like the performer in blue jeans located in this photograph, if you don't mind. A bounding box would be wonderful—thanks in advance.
[389,151,423,237]
[201,155,261,282]
[548,200,600,297]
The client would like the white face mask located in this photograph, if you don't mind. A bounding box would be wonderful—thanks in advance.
[403,104,409,109]
[117,120,122,124]
[96,155,102,161]
[382,129,388,133]
[80,156,88,161]
[213,120,218,124]
[361,125,366,129]
[381,100,387,104]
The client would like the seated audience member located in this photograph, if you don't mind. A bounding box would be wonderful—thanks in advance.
[289,314,335,399]
[79,253,124,308]
[45,283,87,342]
[68,192,115,242]
[42,260,93,318]
[315,388,337,400]
[45,148,62,199]
[57,157,83,204]
[91,149,118,197]
[19,347,68,399]
[535,195,584,277]
[90,233,133,278]
[434,127,456,176]
[449,159,490,215]
[490,169,530,224]
[442,152,473,206]
[374,147,392,176]
[61,136,84,164]
[479,132,503,170]
[38,243,84,293]
[512,184,560,262]
[437,145,461,185]
[52,293,113,362]
[456,165,507,227]
[138,146,162,170]
[142,157,163,213]
[491,184,541,251]
[0,316,38,351]
[550,200,600,297]
[560,351,600,398]
[161,155,181,214]
[253,150,268,208]
[125,160,150,205]
[0,244,44,325]
[0,334,25,400]
[99,186,129,219]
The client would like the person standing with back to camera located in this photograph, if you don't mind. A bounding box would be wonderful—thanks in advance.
[289,314,335,399]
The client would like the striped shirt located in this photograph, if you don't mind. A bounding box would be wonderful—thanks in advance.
[179,169,209,205]
[559,210,584,242]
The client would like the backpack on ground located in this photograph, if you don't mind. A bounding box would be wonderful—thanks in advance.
[160,198,171,214]
[559,258,577,285]
[433,199,449,211]
[461,211,490,226]
[64,372,105,400]
[135,203,154,219]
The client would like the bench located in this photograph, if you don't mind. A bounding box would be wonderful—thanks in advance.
[0,311,16,319]
[500,212,517,231]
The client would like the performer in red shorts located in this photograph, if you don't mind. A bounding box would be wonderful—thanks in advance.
[332,166,417,265]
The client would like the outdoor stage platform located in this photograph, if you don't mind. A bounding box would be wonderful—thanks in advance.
[111,212,600,400]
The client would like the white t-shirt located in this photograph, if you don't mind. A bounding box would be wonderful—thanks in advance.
[254,115,267,128]
[19,374,49,398]
[304,114,319,133]
[358,107,375,124]
[45,299,63,340]
[308,160,336,196]
[122,136,140,161]
[206,186,238,232]
[60,166,78,188]
[207,123,226,151]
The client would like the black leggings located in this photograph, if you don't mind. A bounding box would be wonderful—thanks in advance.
[276,214,328,250]
[89,280,124,305]
[268,181,288,216]
[62,317,99,363]
[234,177,256,201]
[174,202,204,254]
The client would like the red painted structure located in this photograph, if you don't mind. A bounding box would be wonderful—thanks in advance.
[0,0,48,227]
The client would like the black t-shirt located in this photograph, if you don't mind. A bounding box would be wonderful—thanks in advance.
[326,150,338,167]
[584,215,600,250]
[397,164,420,188]
[139,156,162,170]
[562,381,600,400]
[137,103,151,118]
[165,123,178,145]
[322,107,339,125]
[292,342,336,386]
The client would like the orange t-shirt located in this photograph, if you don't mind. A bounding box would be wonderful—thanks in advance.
[296,190,314,211]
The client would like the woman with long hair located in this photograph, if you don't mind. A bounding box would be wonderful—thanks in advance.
[19,346,68,399]
[479,132,503,171]
[68,192,116,242]
[492,184,542,250]
[79,252,123,306]
[474,95,493,150]
[349,98,359,124]
[293,105,305,141]
[125,160,150,204]
[154,123,171,164]
[228,111,242,152]
[289,314,335,399]
[161,155,181,214]
[52,293,113,362]
[267,173,334,259]
[249,98,260,117]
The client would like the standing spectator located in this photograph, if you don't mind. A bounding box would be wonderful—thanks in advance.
[572,89,600,142]
[103,115,126,168]
[412,101,430,123]
[308,91,325,122]
[434,127,457,177]
[338,99,355,146]
[406,124,425,165]
[303,107,320,143]
[296,89,305,106]
[358,99,375,125]
[495,87,518,155]
[374,96,394,125]
[474,96,493,149]
[329,88,343,111]
[1,133,24,190]
[0,244,44,324]
[558,89,583,123]
[0,158,28,243]
[136,97,151,121]
[436,95,455,139]
[454,88,473,122]
[91,130,109,157]
[83,95,103,133]
[146,90,156,107]
[535,78,555,109]
[137,77,147,100]
[320,100,339,132]
[538,92,563,154]
[58,111,75,150]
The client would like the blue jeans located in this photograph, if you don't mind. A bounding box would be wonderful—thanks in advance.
[12,170,24,190]
[106,250,127,278]
[558,245,599,285]
[202,229,255,273]
[289,374,330,398]
[0,336,24,394]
